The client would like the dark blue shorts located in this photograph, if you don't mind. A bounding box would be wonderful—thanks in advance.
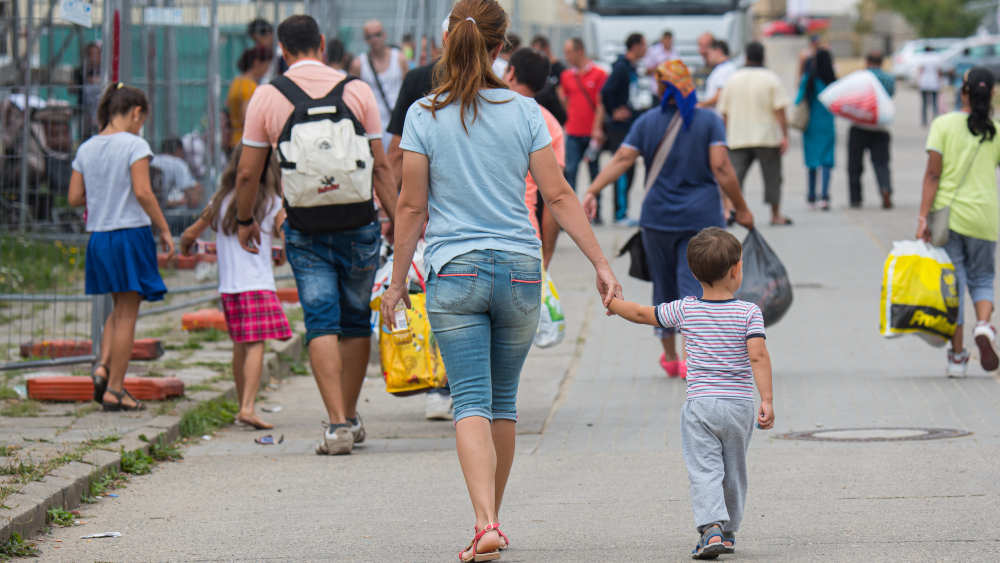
[641,227,702,336]
[85,226,166,301]
[284,222,381,344]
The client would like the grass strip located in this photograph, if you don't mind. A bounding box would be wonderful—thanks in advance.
[179,397,238,438]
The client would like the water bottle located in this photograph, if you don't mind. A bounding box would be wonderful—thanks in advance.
[584,139,601,162]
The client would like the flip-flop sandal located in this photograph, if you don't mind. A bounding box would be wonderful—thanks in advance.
[91,363,109,404]
[770,217,794,226]
[459,523,501,562]
[691,523,726,560]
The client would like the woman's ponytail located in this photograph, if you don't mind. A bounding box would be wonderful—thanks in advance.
[96,82,149,131]
[424,0,509,132]
[964,66,996,143]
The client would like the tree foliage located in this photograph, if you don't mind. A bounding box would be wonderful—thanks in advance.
[876,0,984,38]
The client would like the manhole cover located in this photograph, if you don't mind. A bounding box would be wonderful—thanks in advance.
[776,427,972,442]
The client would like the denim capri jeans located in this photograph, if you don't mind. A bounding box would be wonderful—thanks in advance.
[943,230,996,325]
[426,250,542,423]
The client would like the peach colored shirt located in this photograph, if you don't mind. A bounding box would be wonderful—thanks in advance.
[525,105,565,237]
[242,59,382,148]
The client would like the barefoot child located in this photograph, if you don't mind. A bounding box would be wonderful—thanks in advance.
[69,82,174,412]
[606,227,774,560]
[180,146,291,429]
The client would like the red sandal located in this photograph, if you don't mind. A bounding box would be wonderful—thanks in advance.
[497,525,509,551]
[459,523,501,562]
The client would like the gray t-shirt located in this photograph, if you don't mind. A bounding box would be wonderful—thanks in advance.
[72,132,154,232]
[151,153,197,205]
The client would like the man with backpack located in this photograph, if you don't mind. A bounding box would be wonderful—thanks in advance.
[236,15,397,456]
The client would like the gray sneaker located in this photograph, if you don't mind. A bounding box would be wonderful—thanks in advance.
[315,424,353,455]
[348,413,366,444]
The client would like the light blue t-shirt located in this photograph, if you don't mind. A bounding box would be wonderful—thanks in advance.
[72,132,154,232]
[400,89,550,273]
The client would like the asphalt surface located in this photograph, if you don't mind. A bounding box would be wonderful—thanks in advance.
[34,83,1000,562]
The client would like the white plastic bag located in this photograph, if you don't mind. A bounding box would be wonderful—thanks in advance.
[818,70,895,127]
[534,270,565,348]
[370,240,428,336]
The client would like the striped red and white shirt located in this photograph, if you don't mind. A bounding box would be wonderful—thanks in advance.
[655,297,765,401]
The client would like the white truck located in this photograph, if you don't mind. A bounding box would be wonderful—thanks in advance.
[578,0,755,78]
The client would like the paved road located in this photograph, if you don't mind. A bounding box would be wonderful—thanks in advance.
[35,87,1000,561]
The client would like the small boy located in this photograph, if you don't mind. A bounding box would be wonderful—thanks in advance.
[607,227,774,560]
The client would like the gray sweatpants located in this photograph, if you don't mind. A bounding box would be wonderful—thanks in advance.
[680,398,755,534]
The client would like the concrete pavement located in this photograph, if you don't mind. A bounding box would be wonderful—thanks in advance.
[31,86,1000,561]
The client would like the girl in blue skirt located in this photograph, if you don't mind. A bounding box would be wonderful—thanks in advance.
[69,83,174,412]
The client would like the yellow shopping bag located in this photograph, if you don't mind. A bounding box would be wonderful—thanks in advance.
[370,293,447,396]
[880,240,959,344]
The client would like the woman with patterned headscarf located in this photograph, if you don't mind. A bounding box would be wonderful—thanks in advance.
[584,60,755,378]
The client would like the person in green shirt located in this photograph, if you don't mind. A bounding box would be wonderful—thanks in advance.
[917,66,1000,378]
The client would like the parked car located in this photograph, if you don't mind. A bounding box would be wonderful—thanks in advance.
[892,38,961,81]
[937,36,1000,79]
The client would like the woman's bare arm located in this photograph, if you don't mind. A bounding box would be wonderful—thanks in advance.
[68,171,86,207]
[530,145,622,306]
[378,150,430,327]
[916,150,943,241]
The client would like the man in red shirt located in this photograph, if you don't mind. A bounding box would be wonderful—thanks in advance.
[559,37,607,220]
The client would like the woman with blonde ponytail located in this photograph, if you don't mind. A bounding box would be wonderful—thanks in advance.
[380,1,621,559]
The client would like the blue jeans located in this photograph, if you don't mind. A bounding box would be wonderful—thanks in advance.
[284,222,381,344]
[426,250,541,423]
[642,228,702,337]
[565,135,600,191]
[943,230,996,326]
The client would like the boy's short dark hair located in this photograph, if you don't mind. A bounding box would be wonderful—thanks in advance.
[508,47,550,94]
[278,15,321,56]
[687,227,742,285]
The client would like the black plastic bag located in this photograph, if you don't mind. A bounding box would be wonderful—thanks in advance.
[735,229,793,326]
[617,231,651,282]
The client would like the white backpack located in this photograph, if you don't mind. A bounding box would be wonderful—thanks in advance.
[271,75,376,233]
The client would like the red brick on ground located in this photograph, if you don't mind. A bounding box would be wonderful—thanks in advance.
[26,375,185,402]
[19,339,163,361]
[181,309,227,332]
[276,287,299,303]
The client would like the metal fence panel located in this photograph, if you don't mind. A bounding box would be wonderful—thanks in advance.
[1,0,583,372]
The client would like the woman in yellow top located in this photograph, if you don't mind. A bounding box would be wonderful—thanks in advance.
[226,46,273,152]
[918,67,1000,377]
